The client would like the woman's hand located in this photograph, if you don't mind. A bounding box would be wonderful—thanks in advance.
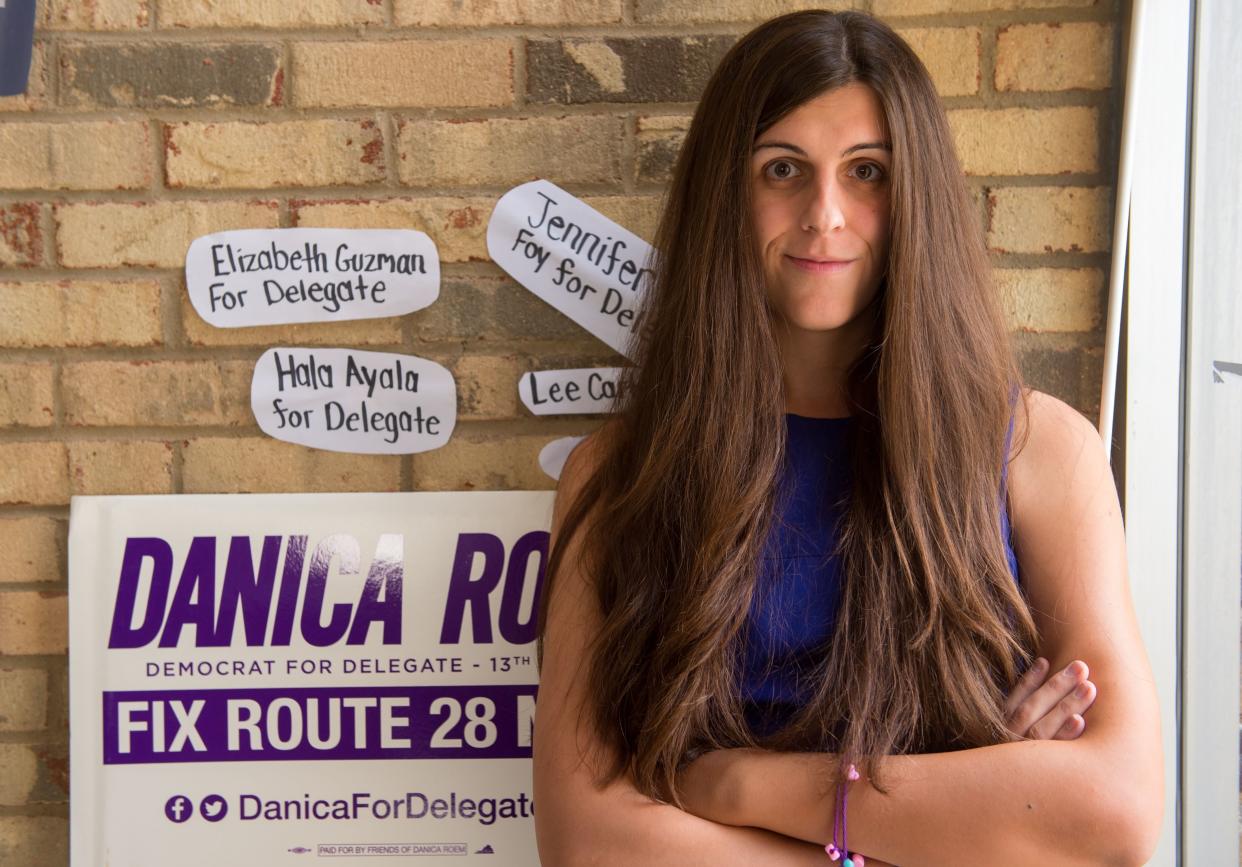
[1003,657,1097,740]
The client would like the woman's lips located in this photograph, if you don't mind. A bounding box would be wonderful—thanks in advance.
[785,254,855,273]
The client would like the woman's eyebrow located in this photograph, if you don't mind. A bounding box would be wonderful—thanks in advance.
[842,141,891,156]
[753,140,892,157]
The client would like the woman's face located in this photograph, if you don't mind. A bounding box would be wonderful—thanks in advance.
[750,82,892,336]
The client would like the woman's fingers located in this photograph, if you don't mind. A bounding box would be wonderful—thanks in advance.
[1028,679,1096,740]
[1007,659,1086,731]
[1005,659,1094,738]
[1001,656,1049,718]
[1053,712,1086,740]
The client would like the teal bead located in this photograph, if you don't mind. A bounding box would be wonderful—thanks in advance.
[843,860,853,867]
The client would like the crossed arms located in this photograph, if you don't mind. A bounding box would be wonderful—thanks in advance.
[533,392,1163,867]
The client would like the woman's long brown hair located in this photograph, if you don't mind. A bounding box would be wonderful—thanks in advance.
[535,9,1039,804]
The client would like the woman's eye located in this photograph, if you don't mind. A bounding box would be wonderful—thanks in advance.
[765,159,801,181]
[853,162,886,182]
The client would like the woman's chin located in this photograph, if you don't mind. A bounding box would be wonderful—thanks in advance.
[776,311,861,334]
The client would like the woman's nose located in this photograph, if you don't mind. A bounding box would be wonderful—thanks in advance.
[802,176,847,233]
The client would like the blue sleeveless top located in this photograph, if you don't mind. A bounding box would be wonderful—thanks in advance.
[740,412,1019,738]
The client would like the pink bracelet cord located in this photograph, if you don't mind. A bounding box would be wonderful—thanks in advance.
[824,763,863,866]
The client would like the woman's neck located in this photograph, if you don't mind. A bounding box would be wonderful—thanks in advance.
[776,315,872,418]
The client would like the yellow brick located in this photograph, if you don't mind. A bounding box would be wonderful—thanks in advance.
[636,115,690,133]
[0,122,149,191]
[0,519,61,585]
[454,355,525,421]
[68,440,173,495]
[292,197,495,263]
[159,0,383,28]
[0,592,68,654]
[0,203,44,268]
[397,115,625,187]
[397,0,620,25]
[0,818,68,866]
[0,280,161,348]
[875,0,1093,13]
[62,360,253,427]
[0,745,38,806]
[0,443,69,506]
[0,42,49,112]
[636,114,690,185]
[581,196,661,244]
[41,0,148,29]
[23,744,64,803]
[411,431,580,490]
[56,200,279,268]
[182,296,403,347]
[292,195,657,260]
[182,437,402,493]
[635,0,846,24]
[950,107,1097,176]
[987,186,1112,254]
[0,668,48,730]
[996,22,1114,92]
[0,518,58,585]
[996,268,1104,333]
[898,27,981,97]
[165,120,383,190]
[293,41,513,109]
[0,365,54,428]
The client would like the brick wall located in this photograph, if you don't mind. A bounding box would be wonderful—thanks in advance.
[0,0,1123,861]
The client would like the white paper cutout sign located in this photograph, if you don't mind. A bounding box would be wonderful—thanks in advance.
[251,347,456,454]
[486,180,657,359]
[187,228,440,327]
[539,436,587,481]
[519,367,623,416]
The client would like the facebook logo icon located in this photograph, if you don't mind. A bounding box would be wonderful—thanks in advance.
[164,795,192,824]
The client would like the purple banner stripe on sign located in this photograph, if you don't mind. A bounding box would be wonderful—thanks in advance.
[102,684,538,765]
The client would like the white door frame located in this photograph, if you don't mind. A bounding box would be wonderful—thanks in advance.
[1124,0,1242,863]
[1181,0,1242,862]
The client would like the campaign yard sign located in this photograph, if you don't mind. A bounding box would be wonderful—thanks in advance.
[69,491,553,866]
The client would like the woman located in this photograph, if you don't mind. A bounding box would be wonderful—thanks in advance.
[532,10,1163,866]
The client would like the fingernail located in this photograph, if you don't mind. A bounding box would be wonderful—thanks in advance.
[1064,661,1085,677]
[1075,681,1091,698]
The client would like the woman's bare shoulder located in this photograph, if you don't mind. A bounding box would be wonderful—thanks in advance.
[553,420,619,526]
[1011,386,1101,453]
[1008,387,1113,535]
[559,425,609,484]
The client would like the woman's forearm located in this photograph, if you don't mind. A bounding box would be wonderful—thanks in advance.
[539,793,840,867]
[734,739,1156,867]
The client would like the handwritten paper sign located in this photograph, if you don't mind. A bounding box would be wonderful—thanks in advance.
[538,436,587,481]
[486,180,657,359]
[187,228,440,327]
[518,367,623,416]
[251,347,456,454]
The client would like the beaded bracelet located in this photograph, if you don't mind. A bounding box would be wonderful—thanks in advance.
[824,763,863,866]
